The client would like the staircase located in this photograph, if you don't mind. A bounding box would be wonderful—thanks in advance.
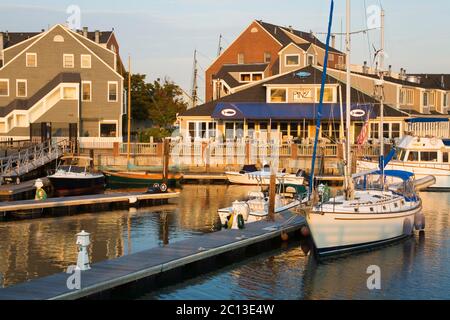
[0,139,71,183]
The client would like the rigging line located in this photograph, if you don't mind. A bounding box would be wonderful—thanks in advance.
[314,27,378,36]
[363,0,374,67]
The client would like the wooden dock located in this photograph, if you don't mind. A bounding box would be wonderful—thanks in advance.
[0,212,306,300]
[0,192,180,219]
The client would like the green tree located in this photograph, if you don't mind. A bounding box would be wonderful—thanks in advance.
[124,73,152,121]
[148,78,188,129]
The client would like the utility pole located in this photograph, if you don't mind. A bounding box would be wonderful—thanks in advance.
[191,50,198,109]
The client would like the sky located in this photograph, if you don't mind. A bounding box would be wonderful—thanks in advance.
[1,0,449,102]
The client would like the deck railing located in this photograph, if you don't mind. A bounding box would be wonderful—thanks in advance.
[119,143,158,156]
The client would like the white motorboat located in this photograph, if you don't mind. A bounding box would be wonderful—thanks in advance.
[218,188,305,229]
[225,165,305,186]
[358,135,450,190]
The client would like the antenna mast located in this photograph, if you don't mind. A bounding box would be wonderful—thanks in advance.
[217,34,223,57]
[191,50,199,109]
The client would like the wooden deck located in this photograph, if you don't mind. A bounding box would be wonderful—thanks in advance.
[0,212,306,300]
[0,192,180,217]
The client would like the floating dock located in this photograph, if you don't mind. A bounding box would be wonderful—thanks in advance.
[0,192,180,220]
[0,212,306,300]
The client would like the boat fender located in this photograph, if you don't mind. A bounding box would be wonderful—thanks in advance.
[35,188,47,201]
[223,215,231,229]
[129,197,138,205]
[153,183,160,189]
[159,183,168,193]
[237,214,245,230]
[227,214,235,230]
[414,212,426,231]
[300,226,311,238]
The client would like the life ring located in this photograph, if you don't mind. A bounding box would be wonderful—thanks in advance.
[430,138,438,146]
[159,183,168,193]
[237,214,245,230]
[36,188,47,201]
[153,183,160,189]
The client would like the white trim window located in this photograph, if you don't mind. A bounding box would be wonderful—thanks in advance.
[306,54,315,65]
[63,54,75,68]
[187,121,217,140]
[0,79,9,97]
[400,88,414,105]
[108,81,118,102]
[81,54,92,68]
[269,88,287,103]
[82,81,92,102]
[61,86,77,100]
[26,53,37,67]
[443,92,449,108]
[383,122,402,140]
[315,87,336,103]
[239,72,264,83]
[16,79,27,98]
[285,54,300,66]
[237,53,245,65]
[99,121,118,138]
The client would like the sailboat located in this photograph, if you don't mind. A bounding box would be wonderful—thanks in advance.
[306,0,423,257]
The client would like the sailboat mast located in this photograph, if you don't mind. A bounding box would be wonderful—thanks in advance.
[345,0,352,185]
[380,9,385,159]
[127,56,132,164]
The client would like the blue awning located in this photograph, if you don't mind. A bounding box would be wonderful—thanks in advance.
[405,118,449,123]
[371,170,415,181]
[212,102,376,121]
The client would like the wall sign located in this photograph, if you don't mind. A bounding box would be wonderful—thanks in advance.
[350,109,366,118]
[293,89,313,102]
[221,109,237,117]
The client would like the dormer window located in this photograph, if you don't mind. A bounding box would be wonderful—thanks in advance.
[285,54,300,66]
[240,73,264,83]
[443,93,449,108]
[240,74,251,83]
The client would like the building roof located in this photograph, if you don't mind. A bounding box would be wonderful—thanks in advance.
[1,29,113,49]
[257,21,343,54]
[407,74,450,90]
[181,65,409,118]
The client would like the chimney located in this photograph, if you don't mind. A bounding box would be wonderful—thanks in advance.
[441,75,445,89]
[83,27,88,38]
[331,35,336,48]
[310,30,314,38]
[388,65,392,76]
[95,30,100,43]
[288,25,293,33]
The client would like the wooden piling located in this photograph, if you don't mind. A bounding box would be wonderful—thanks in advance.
[268,173,276,221]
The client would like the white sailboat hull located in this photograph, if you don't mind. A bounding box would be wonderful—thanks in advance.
[226,172,304,186]
[307,204,422,256]
[358,160,448,190]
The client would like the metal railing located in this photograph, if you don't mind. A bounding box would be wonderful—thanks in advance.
[0,139,71,179]
[119,143,158,156]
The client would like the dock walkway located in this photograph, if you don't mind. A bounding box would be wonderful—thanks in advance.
[0,212,306,300]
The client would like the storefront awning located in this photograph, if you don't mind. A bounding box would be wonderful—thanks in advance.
[405,118,449,123]
[212,102,377,121]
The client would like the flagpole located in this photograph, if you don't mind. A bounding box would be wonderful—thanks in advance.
[127,56,132,165]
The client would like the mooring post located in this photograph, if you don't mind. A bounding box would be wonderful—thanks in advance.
[76,231,91,271]
[268,172,276,222]
[163,138,170,184]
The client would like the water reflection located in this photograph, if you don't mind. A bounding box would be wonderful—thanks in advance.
[146,192,450,300]
[0,185,260,288]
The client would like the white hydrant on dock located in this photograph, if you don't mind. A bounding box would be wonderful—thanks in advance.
[76,231,91,271]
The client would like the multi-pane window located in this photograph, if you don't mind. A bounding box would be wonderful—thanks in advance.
[108,82,118,102]
[423,92,430,107]
[270,88,287,103]
[26,53,37,67]
[0,80,9,96]
[443,93,449,107]
[316,87,335,103]
[63,54,74,68]
[401,88,414,105]
[81,55,92,68]
[285,55,300,66]
[240,73,263,83]
[16,80,27,97]
[370,123,380,140]
[82,81,91,101]
[264,52,271,63]
[420,152,438,162]
[100,123,117,138]
[240,74,251,82]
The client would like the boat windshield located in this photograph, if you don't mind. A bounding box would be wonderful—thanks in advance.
[58,157,92,173]
[397,148,407,161]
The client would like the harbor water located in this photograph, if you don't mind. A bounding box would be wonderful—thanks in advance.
[0,185,449,299]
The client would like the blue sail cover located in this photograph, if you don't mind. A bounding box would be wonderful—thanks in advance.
[405,118,449,123]
[212,102,375,121]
